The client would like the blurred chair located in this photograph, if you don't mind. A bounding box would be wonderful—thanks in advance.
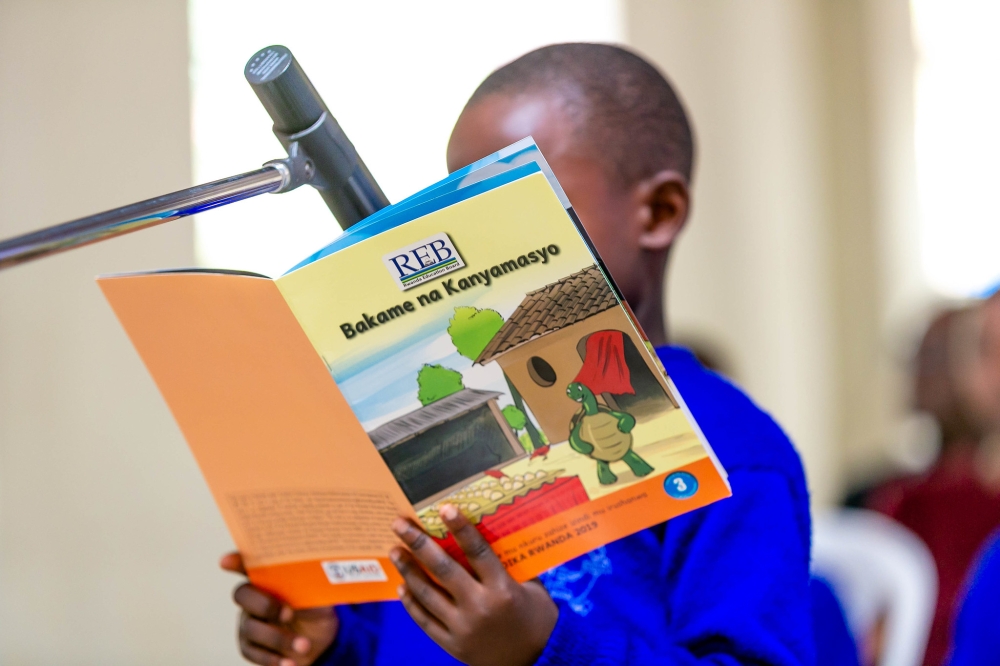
[812,509,937,666]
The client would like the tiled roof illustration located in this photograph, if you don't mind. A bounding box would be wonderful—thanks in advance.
[367,388,502,451]
[476,265,617,364]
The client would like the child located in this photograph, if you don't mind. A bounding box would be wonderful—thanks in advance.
[224,43,814,666]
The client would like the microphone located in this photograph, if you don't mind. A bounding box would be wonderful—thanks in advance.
[245,45,390,229]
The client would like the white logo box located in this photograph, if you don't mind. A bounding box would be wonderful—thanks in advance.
[382,232,465,291]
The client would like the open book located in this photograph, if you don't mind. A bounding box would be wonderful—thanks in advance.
[98,139,731,608]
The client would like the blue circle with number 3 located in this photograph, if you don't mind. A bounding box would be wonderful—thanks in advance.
[664,471,698,499]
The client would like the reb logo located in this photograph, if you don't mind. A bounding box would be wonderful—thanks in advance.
[382,232,466,291]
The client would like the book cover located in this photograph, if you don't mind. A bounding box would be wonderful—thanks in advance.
[98,141,730,608]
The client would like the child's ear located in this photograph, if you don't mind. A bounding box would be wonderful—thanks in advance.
[634,170,690,251]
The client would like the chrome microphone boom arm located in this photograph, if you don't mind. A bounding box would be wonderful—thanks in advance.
[0,45,387,271]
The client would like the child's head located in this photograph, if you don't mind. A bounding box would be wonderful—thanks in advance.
[448,43,694,331]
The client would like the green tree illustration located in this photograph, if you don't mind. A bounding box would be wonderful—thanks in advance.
[448,306,504,361]
[446,306,545,451]
[416,364,465,406]
[502,404,545,452]
[504,378,544,452]
[502,404,527,431]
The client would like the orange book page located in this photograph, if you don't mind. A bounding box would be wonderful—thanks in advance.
[98,272,414,607]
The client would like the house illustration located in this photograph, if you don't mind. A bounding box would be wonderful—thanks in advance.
[476,265,676,444]
[368,388,525,508]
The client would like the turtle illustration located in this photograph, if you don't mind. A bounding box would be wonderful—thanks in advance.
[566,382,654,485]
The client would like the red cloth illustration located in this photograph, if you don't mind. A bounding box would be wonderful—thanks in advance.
[573,330,635,395]
[434,476,589,567]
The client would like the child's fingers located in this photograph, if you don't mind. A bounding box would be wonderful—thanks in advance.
[238,636,294,666]
[220,551,247,575]
[242,616,311,658]
[234,583,293,623]
[397,583,452,648]
[389,547,457,625]
[391,517,476,599]
[438,504,506,584]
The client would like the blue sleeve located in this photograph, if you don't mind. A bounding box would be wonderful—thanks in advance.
[810,577,859,666]
[315,604,383,665]
[533,469,813,666]
[949,532,1000,666]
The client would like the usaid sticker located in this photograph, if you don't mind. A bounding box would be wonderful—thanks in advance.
[383,232,465,291]
[321,559,388,585]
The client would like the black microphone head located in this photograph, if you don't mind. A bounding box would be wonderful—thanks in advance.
[245,45,326,134]
[245,45,390,227]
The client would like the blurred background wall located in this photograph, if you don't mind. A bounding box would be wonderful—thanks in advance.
[0,1,237,663]
[631,0,922,506]
[0,0,993,663]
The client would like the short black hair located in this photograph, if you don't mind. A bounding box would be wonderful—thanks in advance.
[467,43,695,186]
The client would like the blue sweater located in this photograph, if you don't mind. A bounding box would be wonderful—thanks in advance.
[319,346,815,666]
[811,577,859,666]
[949,528,1000,666]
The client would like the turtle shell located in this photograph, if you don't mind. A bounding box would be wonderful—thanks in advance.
[577,411,633,462]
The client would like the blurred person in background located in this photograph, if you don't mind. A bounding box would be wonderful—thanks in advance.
[957,291,1000,454]
[945,292,1000,665]
[864,303,1000,666]
[949,292,1000,665]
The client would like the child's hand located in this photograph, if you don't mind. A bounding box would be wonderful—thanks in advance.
[390,505,558,666]
[221,552,338,666]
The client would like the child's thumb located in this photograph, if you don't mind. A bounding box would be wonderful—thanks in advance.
[219,551,247,575]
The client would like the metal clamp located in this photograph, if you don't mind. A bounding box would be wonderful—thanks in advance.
[265,142,316,193]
